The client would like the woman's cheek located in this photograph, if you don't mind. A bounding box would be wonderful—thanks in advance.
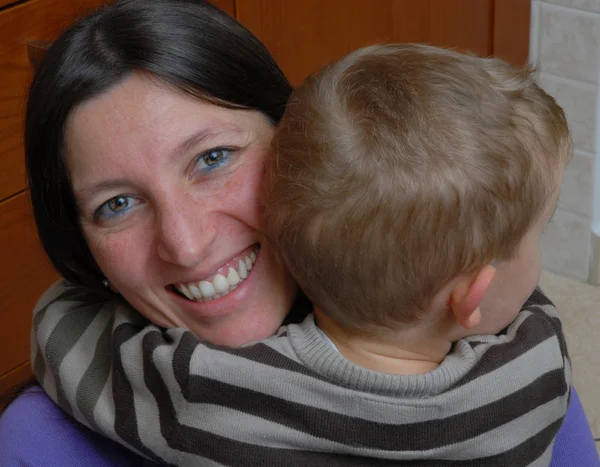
[86,226,149,290]
[225,157,266,232]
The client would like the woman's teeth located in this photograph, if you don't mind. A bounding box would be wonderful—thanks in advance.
[175,250,258,302]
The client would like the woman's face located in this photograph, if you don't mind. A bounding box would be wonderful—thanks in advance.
[65,73,297,346]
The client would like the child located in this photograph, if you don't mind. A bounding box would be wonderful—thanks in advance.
[32,44,572,466]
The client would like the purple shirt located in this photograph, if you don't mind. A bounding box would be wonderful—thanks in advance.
[0,387,157,466]
[0,386,597,466]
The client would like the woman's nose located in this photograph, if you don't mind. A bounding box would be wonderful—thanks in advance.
[155,201,214,268]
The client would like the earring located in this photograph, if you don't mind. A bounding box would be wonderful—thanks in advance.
[102,278,110,288]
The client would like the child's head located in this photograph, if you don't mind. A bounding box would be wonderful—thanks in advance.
[264,44,571,337]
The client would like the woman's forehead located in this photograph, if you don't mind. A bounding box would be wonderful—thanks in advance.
[67,74,248,150]
[64,73,272,184]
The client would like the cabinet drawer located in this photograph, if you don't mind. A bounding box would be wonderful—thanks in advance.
[0,0,104,202]
[0,192,57,381]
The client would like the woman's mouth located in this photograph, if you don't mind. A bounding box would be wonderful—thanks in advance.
[172,244,259,302]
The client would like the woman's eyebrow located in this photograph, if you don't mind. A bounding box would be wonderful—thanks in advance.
[76,179,131,203]
[173,124,245,160]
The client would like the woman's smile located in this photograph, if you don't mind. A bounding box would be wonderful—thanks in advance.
[172,244,260,302]
[166,243,274,322]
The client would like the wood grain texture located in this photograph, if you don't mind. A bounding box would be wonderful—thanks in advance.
[237,0,493,85]
[0,0,18,9]
[0,192,58,384]
[0,362,34,411]
[210,0,234,16]
[390,0,492,56]
[492,0,531,66]
[0,0,104,202]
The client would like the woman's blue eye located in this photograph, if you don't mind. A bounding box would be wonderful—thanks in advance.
[95,195,142,220]
[196,148,231,170]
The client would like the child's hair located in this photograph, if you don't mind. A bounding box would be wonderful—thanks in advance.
[264,43,571,335]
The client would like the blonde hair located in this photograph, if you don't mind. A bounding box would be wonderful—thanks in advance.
[264,44,571,334]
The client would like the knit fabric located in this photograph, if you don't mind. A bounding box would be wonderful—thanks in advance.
[30,280,571,466]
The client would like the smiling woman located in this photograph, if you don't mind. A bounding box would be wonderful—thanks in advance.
[62,75,295,345]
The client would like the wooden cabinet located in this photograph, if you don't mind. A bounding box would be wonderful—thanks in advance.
[0,0,104,406]
[0,0,105,201]
[238,0,530,85]
[0,194,58,399]
[0,0,530,405]
[493,0,532,66]
[209,0,235,16]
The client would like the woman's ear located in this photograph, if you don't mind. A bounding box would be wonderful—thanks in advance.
[449,265,496,330]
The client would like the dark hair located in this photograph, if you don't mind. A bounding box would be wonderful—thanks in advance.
[26,0,292,292]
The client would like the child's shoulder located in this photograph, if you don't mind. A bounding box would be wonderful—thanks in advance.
[462,287,565,358]
[519,286,564,337]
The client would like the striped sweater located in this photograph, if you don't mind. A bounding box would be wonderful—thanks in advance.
[32,280,570,466]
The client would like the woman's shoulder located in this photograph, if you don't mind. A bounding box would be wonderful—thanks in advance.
[34,279,146,332]
[35,278,122,313]
[0,386,146,467]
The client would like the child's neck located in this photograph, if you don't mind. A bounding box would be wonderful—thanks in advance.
[314,308,453,375]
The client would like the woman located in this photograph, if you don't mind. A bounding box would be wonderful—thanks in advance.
[0,0,596,465]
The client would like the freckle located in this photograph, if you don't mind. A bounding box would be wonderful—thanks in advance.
[100,232,129,253]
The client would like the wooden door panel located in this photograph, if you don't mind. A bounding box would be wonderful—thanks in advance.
[493,0,531,65]
[238,0,395,86]
[0,0,104,202]
[390,0,492,57]
[238,0,493,85]
[0,192,58,380]
[209,0,235,16]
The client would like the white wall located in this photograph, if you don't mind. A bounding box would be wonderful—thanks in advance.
[530,0,600,282]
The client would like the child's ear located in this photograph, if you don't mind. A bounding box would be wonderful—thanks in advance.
[449,265,496,330]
